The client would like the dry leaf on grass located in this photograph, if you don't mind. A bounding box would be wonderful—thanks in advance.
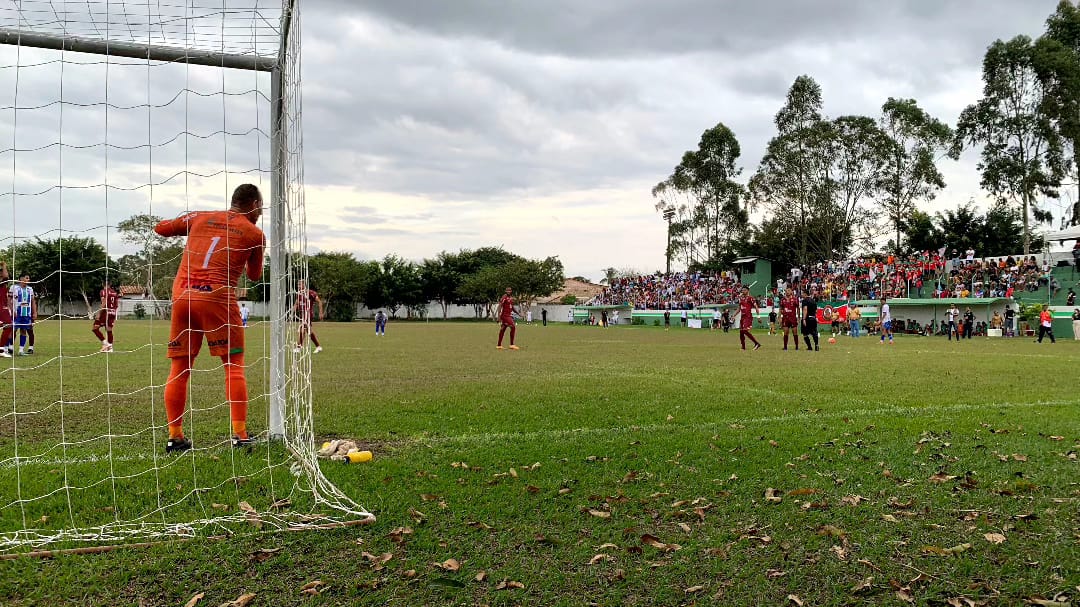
[251,547,282,563]
[237,501,255,514]
[588,554,614,565]
[983,532,1006,544]
[1027,598,1071,606]
[841,495,866,506]
[474,570,487,582]
[269,499,291,510]
[419,493,440,502]
[787,488,819,496]
[408,507,426,523]
[818,525,846,538]
[466,521,494,531]
[433,558,460,572]
[787,594,804,606]
[558,488,572,495]
[766,569,787,578]
[851,577,874,593]
[929,472,958,484]
[586,509,611,519]
[764,488,782,503]
[183,593,204,607]
[217,594,256,607]
[640,534,680,552]
[830,545,848,561]
[387,526,413,543]
[921,543,972,556]
[684,585,705,594]
[299,580,326,595]
[495,580,525,590]
[597,543,619,551]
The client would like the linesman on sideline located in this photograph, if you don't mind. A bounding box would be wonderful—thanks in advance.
[801,289,820,352]
[154,184,266,453]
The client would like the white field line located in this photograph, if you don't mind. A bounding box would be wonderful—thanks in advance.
[2,399,1069,468]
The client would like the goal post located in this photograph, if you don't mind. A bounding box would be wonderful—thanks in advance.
[0,0,372,554]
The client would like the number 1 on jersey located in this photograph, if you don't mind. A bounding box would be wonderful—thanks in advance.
[202,236,222,269]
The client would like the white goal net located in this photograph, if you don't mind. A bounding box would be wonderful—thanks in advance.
[0,0,372,555]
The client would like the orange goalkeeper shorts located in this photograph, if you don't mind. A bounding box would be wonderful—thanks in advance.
[167,295,244,359]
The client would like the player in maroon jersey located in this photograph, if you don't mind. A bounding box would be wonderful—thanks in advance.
[0,262,11,358]
[91,280,120,352]
[779,289,800,351]
[294,279,324,353]
[738,286,761,351]
[496,287,519,350]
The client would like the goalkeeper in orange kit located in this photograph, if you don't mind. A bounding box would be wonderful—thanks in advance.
[154,184,266,453]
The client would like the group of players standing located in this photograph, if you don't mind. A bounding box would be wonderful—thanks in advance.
[0,262,38,357]
[738,287,895,351]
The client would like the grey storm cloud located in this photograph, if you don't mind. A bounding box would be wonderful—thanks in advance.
[0,0,1065,276]
[298,0,1053,207]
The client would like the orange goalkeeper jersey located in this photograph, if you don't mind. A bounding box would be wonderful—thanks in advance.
[155,210,265,302]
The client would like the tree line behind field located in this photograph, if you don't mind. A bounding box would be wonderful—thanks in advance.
[656,1,1080,274]
[1,215,564,322]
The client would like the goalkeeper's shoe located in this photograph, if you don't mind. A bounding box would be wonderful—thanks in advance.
[232,434,257,449]
[165,437,192,454]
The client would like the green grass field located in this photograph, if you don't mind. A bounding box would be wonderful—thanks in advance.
[1,320,1078,606]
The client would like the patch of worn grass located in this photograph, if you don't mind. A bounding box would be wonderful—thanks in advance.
[1,321,1077,606]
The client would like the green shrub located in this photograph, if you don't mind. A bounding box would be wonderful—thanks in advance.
[653,319,661,326]
[560,294,577,305]
[631,317,645,326]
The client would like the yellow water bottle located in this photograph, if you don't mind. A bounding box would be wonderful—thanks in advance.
[344,450,372,464]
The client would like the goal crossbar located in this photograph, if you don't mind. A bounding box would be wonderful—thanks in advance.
[0,27,277,72]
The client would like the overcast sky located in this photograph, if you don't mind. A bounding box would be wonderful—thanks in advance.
[297,0,1059,280]
[0,1,1064,282]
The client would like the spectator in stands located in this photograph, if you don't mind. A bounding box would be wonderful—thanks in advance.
[1068,289,1076,307]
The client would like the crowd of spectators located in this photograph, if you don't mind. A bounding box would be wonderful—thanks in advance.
[590,249,1064,309]
[589,271,746,310]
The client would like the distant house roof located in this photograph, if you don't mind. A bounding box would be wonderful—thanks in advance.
[539,278,605,304]
[119,285,145,296]
[733,256,765,264]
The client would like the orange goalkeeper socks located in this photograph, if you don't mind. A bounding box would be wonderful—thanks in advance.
[164,356,192,439]
[224,353,249,439]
